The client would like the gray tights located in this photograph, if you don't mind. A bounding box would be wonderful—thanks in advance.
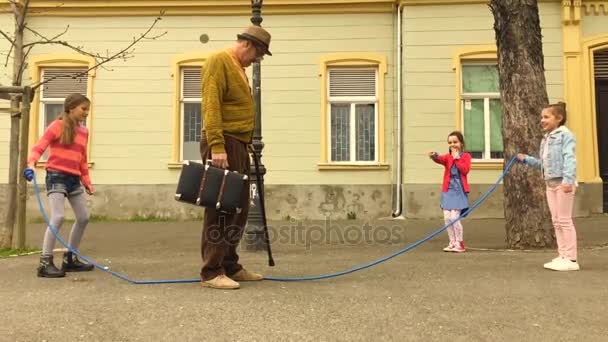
[41,192,90,256]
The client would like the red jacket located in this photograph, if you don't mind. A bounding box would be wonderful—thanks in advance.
[431,152,471,193]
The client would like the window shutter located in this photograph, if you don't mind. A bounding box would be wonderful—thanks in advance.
[595,50,608,80]
[41,68,88,99]
[329,69,376,97]
[182,67,202,99]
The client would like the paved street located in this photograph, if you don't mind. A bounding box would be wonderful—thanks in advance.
[1,217,607,341]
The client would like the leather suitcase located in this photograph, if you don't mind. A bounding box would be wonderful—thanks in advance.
[174,160,249,214]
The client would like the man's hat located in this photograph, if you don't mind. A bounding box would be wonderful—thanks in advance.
[237,25,272,56]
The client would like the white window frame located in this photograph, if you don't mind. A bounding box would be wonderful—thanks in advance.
[460,62,503,162]
[180,67,202,162]
[327,68,379,164]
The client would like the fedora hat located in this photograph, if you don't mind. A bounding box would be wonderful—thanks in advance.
[237,25,272,56]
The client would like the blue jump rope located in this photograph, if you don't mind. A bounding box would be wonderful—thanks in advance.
[30,156,518,284]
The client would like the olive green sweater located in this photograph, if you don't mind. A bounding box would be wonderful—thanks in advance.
[202,50,255,153]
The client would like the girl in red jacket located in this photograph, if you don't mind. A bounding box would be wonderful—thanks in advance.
[428,131,471,252]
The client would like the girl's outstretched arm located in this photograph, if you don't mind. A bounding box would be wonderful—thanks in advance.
[429,152,447,165]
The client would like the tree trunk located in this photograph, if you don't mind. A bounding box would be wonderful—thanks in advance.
[16,88,31,248]
[0,7,24,249]
[489,0,554,248]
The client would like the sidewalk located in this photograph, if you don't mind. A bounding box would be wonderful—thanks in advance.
[0,217,607,341]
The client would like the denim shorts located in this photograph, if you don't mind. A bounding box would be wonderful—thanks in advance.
[46,170,84,197]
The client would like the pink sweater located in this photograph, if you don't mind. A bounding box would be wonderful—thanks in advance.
[28,120,91,186]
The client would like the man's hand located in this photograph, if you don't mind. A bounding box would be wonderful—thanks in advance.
[211,152,229,169]
[562,183,573,193]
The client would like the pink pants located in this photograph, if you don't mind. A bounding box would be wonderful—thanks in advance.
[443,209,463,243]
[546,184,578,260]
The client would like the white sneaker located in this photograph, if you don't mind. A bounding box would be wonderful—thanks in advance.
[443,242,455,252]
[544,257,580,271]
[543,256,562,269]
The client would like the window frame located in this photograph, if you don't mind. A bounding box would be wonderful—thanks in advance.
[460,62,503,162]
[179,67,203,163]
[29,54,96,168]
[452,46,503,170]
[169,53,208,168]
[327,67,379,164]
[319,53,389,170]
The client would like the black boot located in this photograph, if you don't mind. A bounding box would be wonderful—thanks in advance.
[62,252,94,272]
[37,255,66,278]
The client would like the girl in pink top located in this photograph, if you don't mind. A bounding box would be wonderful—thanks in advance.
[24,93,95,278]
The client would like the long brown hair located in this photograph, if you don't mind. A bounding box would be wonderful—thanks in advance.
[58,93,89,145]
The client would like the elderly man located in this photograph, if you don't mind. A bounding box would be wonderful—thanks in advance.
[199,26,272,289]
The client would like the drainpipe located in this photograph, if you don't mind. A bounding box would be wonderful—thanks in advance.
[392,2,404,218]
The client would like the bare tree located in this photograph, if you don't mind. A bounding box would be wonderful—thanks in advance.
[489,0,554,248]
[0,0,166,248]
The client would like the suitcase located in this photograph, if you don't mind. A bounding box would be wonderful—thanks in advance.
[174,160,249,214]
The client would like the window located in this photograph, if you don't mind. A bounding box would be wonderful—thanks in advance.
[29,54,96,166]
[39,68,88,159]
[319,53,388,170]
[180,67,202,161]
[328,68,378,163]
[461,63,503,161]
[169,53,207,168]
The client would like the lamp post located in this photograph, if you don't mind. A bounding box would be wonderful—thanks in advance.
[245,0,268,251]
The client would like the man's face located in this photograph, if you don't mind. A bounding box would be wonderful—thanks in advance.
[240,41,265,67]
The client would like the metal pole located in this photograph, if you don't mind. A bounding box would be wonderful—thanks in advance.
[245,0,268,251]
[16,86,31,249]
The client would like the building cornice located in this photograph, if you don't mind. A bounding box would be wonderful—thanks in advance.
[399,0,561,5]
[0,0,396,16]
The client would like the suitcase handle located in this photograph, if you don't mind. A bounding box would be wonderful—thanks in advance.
[216,169,229,210]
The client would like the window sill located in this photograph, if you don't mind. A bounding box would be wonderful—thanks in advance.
[471,161,503,170]
[168,161,205,169]
[35,161,95,168]
[317,163,390,171]
[168,162,185,169]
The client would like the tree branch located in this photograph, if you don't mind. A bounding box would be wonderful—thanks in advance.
[0,29,16,68]
[30,11,167,91]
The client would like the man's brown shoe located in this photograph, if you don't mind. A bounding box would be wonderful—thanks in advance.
[230,269,263,281]
[201,275,240,289]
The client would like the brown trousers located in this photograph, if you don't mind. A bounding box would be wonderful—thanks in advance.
[199,135,251,281]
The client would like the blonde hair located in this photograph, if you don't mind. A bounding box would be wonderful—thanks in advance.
[58,93,89,145]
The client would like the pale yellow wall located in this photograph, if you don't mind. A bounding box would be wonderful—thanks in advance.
[582,14,608,38]
[17,13,395,185]
[0,13,14,184]
[401,2,563,185]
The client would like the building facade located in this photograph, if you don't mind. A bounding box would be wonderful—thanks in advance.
[0,0,606,220]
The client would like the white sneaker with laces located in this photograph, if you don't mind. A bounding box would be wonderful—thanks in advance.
[443,242,454,252]
[544,257,580,271]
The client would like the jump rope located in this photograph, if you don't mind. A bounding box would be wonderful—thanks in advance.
[30,156,519,284]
